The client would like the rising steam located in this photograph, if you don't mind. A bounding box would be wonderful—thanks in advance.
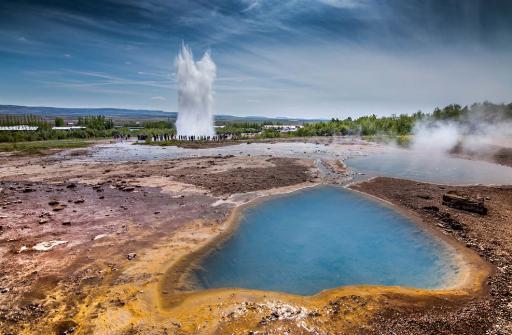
[412,122,461,153]
[411,103,512,157]
[175,44,216,137]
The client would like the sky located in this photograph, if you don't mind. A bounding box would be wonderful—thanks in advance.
[0,0,511,118]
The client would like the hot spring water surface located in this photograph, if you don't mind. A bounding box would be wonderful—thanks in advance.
[346,151,512,185]
[193,186,458,295]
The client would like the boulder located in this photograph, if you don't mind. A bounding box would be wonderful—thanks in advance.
[127,253,136,260]
[442,191,487,215]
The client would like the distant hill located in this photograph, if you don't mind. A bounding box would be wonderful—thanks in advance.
[0,105,325,124]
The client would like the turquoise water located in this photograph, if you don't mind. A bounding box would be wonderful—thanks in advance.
[193,186,458,295]
[346,151,512,185]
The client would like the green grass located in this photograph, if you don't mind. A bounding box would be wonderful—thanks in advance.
[0,139,95,155]
[361,134,413,147]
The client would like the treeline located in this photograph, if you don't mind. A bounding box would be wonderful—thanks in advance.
[431,102,512,123]
[77,116,114,130]
[0,114,50,129]
[216,122,262,135]
[0,115,177,142]
[0,115,116,142]
[297,113,421,137]
[142,120,174,129]
[0,128,123,143]
[296,102,512,137]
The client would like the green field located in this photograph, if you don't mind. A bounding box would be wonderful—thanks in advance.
[0,139,96,155]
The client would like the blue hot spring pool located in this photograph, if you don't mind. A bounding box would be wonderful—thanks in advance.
[192,186,459,295]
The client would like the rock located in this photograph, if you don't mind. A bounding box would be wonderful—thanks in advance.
[442,191,488,215]
[66,183,77,189]
[74,199,84,204]
[99,196,105,199]
[122,187,135,192]
[127,253,136,260]
[39,210,52,217]
[39,218,49,224]
[32,240,68,251]
[0,287,9,293]
[55,320,78,335]
[62,221,71,226]
[52,204,67,212]
[417,194,432,200]
[22,187,35,193]
[48,200,59,206]
[422,205,439,212]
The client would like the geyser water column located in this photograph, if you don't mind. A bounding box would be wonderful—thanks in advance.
[175,44,216,137]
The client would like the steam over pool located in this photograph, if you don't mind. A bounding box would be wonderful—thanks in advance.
[175,44,216,137]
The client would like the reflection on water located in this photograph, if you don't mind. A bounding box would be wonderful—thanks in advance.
[193,186,458,295]
[346,151,512,185]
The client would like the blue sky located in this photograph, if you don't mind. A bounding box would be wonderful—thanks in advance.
[1,0,511,118]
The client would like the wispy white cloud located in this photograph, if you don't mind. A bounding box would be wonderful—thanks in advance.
[317,0,366,9]
[241,0,260,12]
[1,0,512,116]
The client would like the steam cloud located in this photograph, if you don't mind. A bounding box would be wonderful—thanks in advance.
[176,44,216,137]
[412,122,461,153]
[412,104,512,157]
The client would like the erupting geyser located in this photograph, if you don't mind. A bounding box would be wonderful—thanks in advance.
[175,44,216,137]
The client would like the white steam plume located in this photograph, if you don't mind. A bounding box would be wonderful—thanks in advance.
[412,122,461,153]
[412,104,512,156]
[175,44,216,137]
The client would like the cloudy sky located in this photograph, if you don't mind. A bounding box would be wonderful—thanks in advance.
[1,0,511,118]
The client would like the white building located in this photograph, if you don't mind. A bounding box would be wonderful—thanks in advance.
[52,126,86,131]
[263,125,303,132]
[0,125,39,131]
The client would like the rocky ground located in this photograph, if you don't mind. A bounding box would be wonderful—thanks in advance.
[351,178,512,335]
[0,142,511,334]
[0,153,319,334]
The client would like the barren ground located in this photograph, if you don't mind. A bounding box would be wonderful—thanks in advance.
[0,141,510,334]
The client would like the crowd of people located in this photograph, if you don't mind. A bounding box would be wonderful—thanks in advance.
[113,134,131,141]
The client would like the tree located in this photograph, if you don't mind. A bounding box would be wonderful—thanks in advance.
[54,117,65,127]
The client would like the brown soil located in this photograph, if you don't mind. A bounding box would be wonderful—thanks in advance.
[350,177,512,335]
[0,179,228,334]
[0,154,318,334]
[167,157,314,195]
[0,148,510,334]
